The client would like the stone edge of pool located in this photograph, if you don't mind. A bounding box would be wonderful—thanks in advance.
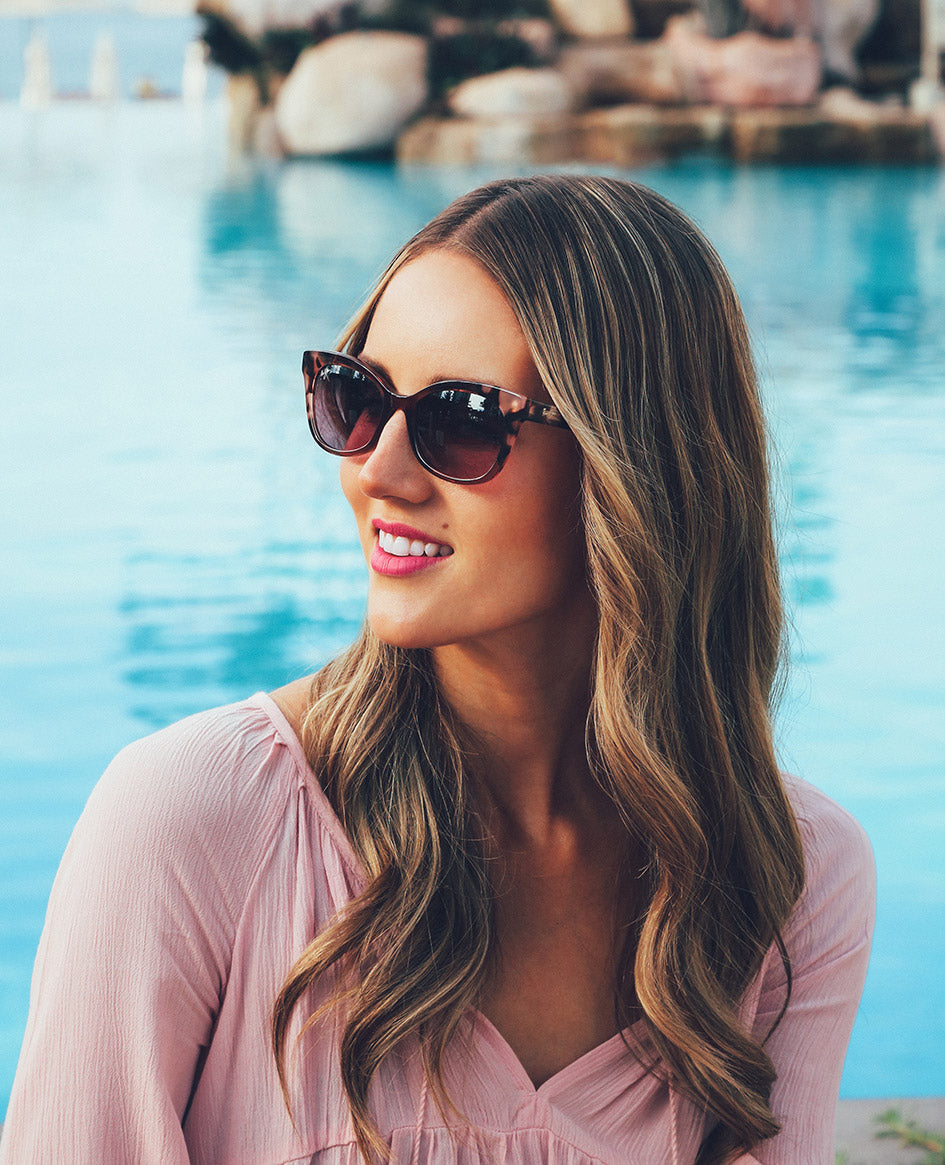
[1,1098,944,1158]
[393,105,945,167]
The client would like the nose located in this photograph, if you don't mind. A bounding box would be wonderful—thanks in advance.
[356,408,433,503]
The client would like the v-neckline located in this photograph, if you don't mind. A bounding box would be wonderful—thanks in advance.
[469,1007,650,1097]
[255,690,651,1098]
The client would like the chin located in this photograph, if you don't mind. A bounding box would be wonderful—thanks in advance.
[367,611,441,651]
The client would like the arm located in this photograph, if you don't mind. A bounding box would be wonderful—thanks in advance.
[745,786,876,1165]
[0,722,260,1163]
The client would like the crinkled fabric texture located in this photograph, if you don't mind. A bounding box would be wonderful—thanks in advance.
[1,694,875,1164]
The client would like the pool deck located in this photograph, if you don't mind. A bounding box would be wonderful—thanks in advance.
[836,1098,945,1163]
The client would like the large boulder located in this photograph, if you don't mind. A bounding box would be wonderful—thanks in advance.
[664,15,822,106]
[448,67,577,118]
[559,40,685,105]
[275,32,428,156]
[547,0,634,39]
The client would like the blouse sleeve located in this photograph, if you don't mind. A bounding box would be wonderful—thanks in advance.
[748,780,876,1165]
[0,710,288,1164]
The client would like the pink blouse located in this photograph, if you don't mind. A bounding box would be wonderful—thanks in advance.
[1,693,875,1165]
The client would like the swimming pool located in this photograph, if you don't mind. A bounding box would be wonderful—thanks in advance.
[1,101,943,1116]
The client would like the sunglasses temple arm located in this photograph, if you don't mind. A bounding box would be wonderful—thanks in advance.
[524,401,569,430]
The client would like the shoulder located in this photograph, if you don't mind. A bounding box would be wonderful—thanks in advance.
[782,773,874,883]
[61,694,325,925]
[85,695,305,845]
[780,774,876,955]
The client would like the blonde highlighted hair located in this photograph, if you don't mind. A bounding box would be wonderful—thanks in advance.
[273,175,804,1164]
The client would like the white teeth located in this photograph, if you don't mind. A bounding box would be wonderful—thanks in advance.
[377,529,452,558]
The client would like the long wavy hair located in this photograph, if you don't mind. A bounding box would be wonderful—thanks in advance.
[273,175,805,1165]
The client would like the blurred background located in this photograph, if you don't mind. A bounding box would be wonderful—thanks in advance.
[1,0,944,1128]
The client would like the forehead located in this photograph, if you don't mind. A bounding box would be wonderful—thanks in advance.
[363,250,544,398]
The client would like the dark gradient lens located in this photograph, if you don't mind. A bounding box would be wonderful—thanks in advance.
[313,365,386,452]
[414,388,506,481]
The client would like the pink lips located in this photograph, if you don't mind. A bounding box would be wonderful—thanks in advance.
[370,519,453,577]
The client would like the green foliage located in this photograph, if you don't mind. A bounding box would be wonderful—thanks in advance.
[259,29,317,76]
[429,29,537,99]
[875,1108,945,1165]
[695,0,746,37]
[436,0,548,17]
[198,8,263,75]
[356,0,435,36]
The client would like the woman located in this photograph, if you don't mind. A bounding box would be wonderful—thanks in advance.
[1,176,874,1164]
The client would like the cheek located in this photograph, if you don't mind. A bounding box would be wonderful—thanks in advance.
[340,460,361,511]
[339,461,371,545]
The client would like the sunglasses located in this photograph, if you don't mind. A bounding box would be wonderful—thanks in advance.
[303,350,569,485]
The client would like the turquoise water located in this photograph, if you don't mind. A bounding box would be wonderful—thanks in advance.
[1,102,943,1115]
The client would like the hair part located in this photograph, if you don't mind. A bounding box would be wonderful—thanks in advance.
[273,175,804,1164]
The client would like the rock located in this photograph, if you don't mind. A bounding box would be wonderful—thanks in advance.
[211,0,335,38]
[909,78,943,113]
[929,102,945,160]
[558,40,684,105]
[547,0,634,39]
[579,103,729,162]
[732,0,880,82]
[730,106,937,161]
[397,105,730,166]
[738,0,881,82]
[275,32,428,156]
[819,84,882,116]
[448,67,577,119]
[398,113,583,165]
[664,15,822,106]
[820,0,881,81]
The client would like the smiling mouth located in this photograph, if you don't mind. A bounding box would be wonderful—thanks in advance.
[376,529,453,558]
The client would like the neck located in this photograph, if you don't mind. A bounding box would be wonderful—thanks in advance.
[432,604,603,847]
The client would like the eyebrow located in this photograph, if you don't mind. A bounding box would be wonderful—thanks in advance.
[356,353,393,381]
[357,352,495,393]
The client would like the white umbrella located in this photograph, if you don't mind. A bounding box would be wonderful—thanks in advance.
[89,29,119,100]
[20,28,53,106]
[181,37,208,101]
